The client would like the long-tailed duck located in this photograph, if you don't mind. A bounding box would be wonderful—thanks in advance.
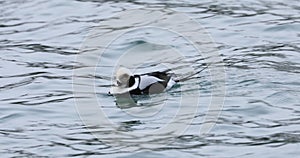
[108,67,177,95]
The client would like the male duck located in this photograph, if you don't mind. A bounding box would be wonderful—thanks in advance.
[108,67,176,95]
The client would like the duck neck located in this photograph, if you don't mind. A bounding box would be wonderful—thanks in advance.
[128,76,135,87]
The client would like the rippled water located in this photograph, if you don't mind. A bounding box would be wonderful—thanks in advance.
[1,0,300,157]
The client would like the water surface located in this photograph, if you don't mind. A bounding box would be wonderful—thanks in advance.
[0,0,300,157]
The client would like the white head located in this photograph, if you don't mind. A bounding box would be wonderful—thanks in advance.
[115,67,133,88]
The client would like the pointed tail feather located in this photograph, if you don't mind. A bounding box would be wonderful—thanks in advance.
[174,64,210,83]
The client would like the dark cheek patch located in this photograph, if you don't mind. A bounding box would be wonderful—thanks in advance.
[117,80,121,86]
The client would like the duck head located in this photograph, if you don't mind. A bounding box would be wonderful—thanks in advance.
[115,67,133,88]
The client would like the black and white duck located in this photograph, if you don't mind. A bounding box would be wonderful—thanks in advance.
[108,67,177,95]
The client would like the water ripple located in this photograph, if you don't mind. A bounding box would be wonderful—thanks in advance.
[0,0,299,157]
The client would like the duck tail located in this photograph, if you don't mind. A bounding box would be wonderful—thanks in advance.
[174,64,210,83]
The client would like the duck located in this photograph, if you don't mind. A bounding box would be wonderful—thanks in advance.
[108,67,177,95]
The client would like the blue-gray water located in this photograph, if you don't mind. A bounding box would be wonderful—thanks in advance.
[1,0,300,157]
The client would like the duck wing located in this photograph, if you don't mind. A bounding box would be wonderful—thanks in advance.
[144,71,172,83]
[138,75,164,90]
